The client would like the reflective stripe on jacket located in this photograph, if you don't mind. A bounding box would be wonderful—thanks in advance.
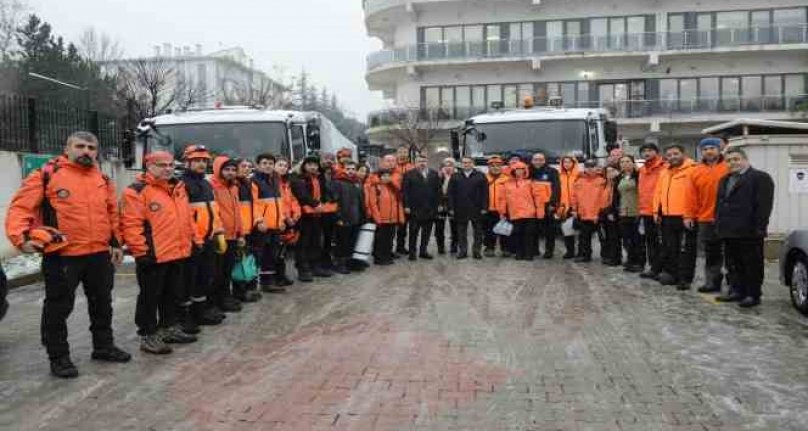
[181,171,222,245]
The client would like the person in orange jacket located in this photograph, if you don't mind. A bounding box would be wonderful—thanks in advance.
[570,160,607,262]
[291,156,334,282]
[367,168,405,265]
[251,153,287,291]
[210,156,247,313]
[234,159,263,303]
[5,131,130,378]
[483,155,510,257]
[122,151,197,355]
[275,157,302,284]
[637,142,667,279]
[393,148,414,255]
[557,156,580,259]
[691,137,731,294]
[652,144,699,290]
[180,144,225,327]
[496,162,551,261]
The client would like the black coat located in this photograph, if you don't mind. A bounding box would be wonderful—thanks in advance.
[448,170,489,220]
[331,178,366,226]
[403,168,441,220]
[715,167,775,239]
[290,173,336,216]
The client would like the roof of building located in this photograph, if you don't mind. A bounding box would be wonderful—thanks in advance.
[702,118,808,137]
[470,107,610,124]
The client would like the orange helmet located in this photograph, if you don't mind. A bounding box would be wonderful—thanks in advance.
[183,144,211,161]
[28,226,69,254]
[280,229,300,245]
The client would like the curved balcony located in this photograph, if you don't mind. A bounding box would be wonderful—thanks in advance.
[367,25,808,72]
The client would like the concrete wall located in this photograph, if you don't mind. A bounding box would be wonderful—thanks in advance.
[0,151,138,258]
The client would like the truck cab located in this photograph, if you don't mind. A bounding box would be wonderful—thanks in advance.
[130,107,331,169]
[452,105,617,166]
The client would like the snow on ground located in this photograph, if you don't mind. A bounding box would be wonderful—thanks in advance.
[1,254,41,279]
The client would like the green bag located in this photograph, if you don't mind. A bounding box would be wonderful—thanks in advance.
[231,253,258,283]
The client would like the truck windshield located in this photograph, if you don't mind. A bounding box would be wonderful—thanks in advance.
[144,122,288,159]
[469,120,589,160]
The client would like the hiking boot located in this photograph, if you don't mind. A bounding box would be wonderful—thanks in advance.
[437,245,446,255]
[334,264,351,275]
[313,267,333,278]
[624,265,644,273]
[91,345,132,363]
[195,307,223,326]
[472,251,482,260]
[179,309,201,334]
[275,275,294,287]
[562,252,575,259]
[574,256,591,263]
[697,285,721,294]
[542,252,554,260]
[298,270,314,283]
[738,297,761,308]
[235,290,262,303]
[395,247,409,256]
[456,252,468,259]
[220,297,243,312]
[501,251,513,258]
[140,335,172,355]
[419,253,434,260]
[657,272,678,286]
[639,270,659,280]
[483,248,495,258]
[158,326,197,344]
[50,356,79,379]
[676,283,691,291]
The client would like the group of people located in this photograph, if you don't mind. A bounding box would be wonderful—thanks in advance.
[4,130,775,380]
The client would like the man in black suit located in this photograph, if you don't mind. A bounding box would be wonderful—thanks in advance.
[403,155,441,261]
[715,148,775,308]
[448,157,489,259]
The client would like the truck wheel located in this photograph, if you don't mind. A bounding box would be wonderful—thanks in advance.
[790,255,808,317]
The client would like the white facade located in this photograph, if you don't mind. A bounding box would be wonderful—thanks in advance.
[364,0,808,154]
[104,45,287,109]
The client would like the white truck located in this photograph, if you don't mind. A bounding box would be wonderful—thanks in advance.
[451,105,618,166]
[131,106,356,169]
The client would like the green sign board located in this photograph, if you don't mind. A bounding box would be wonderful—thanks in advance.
[21,154,55,178]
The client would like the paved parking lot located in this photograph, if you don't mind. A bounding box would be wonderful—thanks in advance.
[1,253,807,430]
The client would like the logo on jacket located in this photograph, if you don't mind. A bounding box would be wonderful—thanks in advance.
[148,202,162,212]
[56,189,70,199]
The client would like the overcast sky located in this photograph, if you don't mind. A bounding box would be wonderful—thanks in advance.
[29,0,386,120]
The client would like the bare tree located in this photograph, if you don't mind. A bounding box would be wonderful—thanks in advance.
[0,0,26,61]
[78,27,123,63]
[381,104,446,155]
[114,57,204,120]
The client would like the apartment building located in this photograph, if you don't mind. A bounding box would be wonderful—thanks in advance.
[364,0,808,153]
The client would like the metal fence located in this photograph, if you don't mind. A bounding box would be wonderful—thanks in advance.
[0,93,124,158]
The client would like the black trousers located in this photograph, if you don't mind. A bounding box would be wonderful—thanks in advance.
[618,217,643,267]
[600,218,621,262]
[187,240,215,304]
[659,216,698,284]
[252,233,280,286]
[135,259,184,336]
[335,224,361,261]
[483,212,506,251]
[724,238,764,299]
[297,216,324,271]
[321,214,337,269]
[640,215,661,273]
[456,216,484,254]
[408,217,433,255]
[511,219,537,259]
[577,220,597,259]
[212,240,239,304]
[537,214,557,256]
[41,252,115,360]
[699,222,725,290]
[434,215,457,251]
[396,219,408,251]
[374,224,396,263]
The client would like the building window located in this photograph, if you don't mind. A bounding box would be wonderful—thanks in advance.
[466,25,484,56]
[721,77,740,111]
[487,85,503,106]
[742,76,762,111]
[774,8,807,43]
[472,86,487,114]
[699,77,720,111]
[785,74,806,109]
[763,76,783,110]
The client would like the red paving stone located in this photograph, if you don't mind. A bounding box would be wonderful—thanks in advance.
[170,316,515,430]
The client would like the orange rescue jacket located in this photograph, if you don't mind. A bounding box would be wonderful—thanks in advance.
[691,158,729,223]
[638,156,666,216]
[5,156,121,256]
[209,157,243,240]
[120,173,194,263]
[653,158,698,219]
[486,172,509,212]
[557,157,580,218]
[367,178,405,225]
[571,171,607,222]
[496,164,551,220]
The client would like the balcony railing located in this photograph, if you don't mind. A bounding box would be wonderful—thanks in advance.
[367,25,808,70]
[367,95,808,127]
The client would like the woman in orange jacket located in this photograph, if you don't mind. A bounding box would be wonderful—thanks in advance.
[496,162,551,261]
[571,160,606,262]
[557,156,580,258]
[484,155,510,256]
[366,169,405,265]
